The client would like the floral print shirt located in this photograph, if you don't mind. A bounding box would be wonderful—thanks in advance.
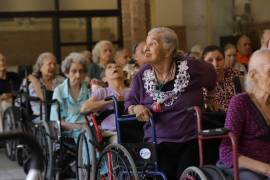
[204,68,241,112]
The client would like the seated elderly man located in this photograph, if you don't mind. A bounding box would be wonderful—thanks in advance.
[218,49,270,179]
[0,53,21,131]
[236,35,252,67]
[125,27,217,180]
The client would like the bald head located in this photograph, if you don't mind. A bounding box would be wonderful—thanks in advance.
[246,49,270,94]
[249,49,270,71]
[237,35,252,56]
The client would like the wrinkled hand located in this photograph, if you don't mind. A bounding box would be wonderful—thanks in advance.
[72,123,83,130]
[133,105,152,122]
[27,74,38,83]
[265,164,270,177]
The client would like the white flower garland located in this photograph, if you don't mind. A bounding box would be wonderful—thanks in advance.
[142,60,190,106]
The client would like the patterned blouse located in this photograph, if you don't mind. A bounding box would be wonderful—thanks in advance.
[204,68,240,112]
[219,93,270,167]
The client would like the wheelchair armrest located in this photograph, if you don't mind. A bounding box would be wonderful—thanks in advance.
[199,128,229,136]
[118,114,137,122]
[104,96,116,102]
[27,95,41,102]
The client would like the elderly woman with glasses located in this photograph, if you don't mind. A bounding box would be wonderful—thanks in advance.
[125,27,217,180]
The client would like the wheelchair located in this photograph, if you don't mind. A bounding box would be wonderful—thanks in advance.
[88,96,167,180]
[1,77,76,180]
[2,80,55,178]
[179,106,239,180]
[2,87,42,164]
[75,103,138,180]
[37,94,82,180]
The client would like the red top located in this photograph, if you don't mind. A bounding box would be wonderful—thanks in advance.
[236,52,250,66]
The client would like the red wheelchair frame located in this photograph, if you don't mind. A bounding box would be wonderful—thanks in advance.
[181,106,240,180]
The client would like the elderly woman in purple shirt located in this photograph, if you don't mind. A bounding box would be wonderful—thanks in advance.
[125,27,216,180]
[81,61,129,144]
[218,49,270,179]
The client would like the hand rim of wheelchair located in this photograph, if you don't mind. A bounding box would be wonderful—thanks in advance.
[95,143,139,180]
[76,124,97,180]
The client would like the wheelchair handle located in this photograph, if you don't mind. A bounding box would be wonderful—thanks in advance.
[0,132,43,180]
[50,99,62,139]
[105,96,157,144]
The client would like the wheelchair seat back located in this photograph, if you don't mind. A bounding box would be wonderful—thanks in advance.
[202,111,226,164]
[118,118,157,170]
[43,90,53,121]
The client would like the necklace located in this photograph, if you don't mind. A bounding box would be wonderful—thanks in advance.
[153,61,175,87]
[151,61,176,112]
[142,59,190,110]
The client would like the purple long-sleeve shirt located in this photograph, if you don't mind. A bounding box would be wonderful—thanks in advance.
[125,55,216,144]
[219,93,270,167]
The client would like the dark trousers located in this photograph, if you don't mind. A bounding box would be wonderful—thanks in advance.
[156,139,199,180]
[217,161,270,180]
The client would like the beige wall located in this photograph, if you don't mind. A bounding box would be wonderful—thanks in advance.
[151,0,183,27]
[251,0,270,22]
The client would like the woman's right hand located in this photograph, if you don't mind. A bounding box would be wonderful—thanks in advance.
[133,105,152,122]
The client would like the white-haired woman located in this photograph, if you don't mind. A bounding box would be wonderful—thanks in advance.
[88,40,114,80]
[218,49,270,179]
[125,27,217,179]
[22,52,64,116]
[50,52,90,139]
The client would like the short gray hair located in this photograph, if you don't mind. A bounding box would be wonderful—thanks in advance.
[92,40,114,63]
[148,27,179,55]
[33,52,56,77]
[61,52,87,75]
[245,49,270,93]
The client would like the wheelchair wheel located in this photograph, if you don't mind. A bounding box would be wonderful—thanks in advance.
[180,166,207,180]
[200,165,226,180]
[95,143,139,180]
[76,125,96,180]
[2,106,20,161]
[36,120,54,180]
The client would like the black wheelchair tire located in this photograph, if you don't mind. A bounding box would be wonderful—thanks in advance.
[37,120,54,180]
[76,125,96,180]
[201,165,226,180]
[95,143,139,180]
[2,106,20,161]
